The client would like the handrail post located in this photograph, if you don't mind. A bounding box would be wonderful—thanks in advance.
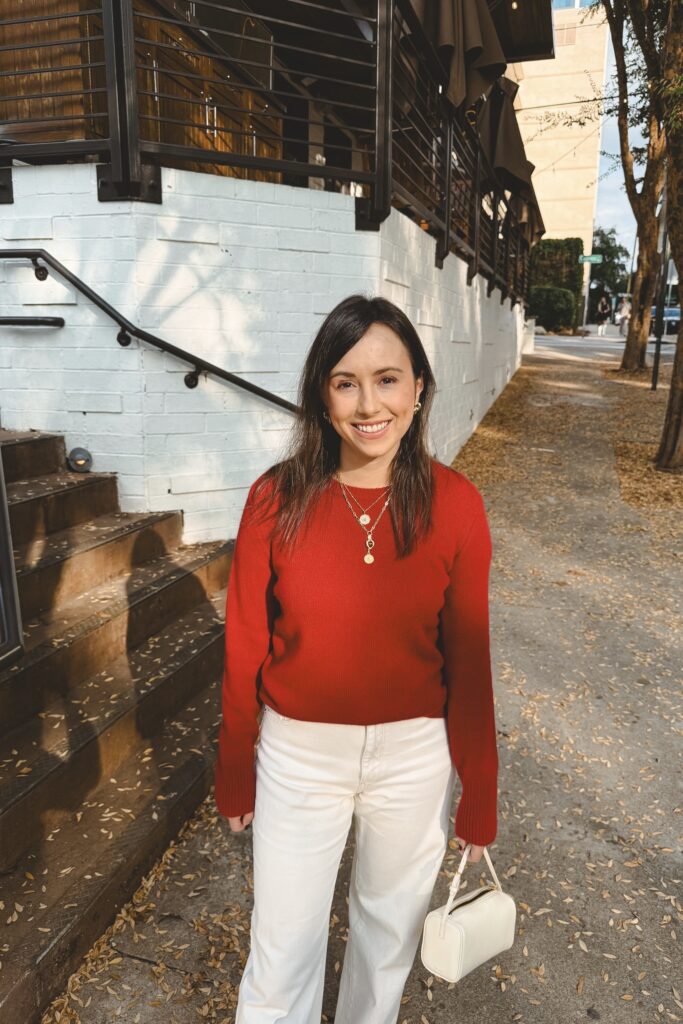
[435,111,453,268]
[467,143,481,285]
[100,0,161,202]
[356,0,393,229]
[487,188,499,295]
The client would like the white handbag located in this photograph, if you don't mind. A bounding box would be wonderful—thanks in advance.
[421,844,517,983]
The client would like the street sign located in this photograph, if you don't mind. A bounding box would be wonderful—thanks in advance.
[579,254,604,264]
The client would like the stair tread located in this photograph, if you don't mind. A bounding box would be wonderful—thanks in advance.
[0,677,222,989]
[0,428,60,445]
[0,589,227,804]
[13,508,181,573]
[11,539,231,660]
[6,469,117,505]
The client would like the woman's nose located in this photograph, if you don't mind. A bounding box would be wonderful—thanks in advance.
[355,386,380,415]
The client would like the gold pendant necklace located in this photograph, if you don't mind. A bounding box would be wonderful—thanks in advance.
[340,481,391,526]
[336,477,392,564]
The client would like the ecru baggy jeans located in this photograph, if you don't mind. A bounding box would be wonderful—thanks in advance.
[235,703,457,1024]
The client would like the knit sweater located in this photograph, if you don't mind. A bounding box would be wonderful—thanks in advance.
[214,459,498,846]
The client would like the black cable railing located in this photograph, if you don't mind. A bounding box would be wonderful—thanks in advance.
[0,0,531,302]
[0,249,299,414]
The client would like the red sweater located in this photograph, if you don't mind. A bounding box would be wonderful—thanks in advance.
[214,459,498,846]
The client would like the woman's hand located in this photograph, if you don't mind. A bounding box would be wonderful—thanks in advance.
[228,811,254,832]
[455,836,484,863]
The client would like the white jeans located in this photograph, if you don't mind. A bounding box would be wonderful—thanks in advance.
[235,704,456,1024]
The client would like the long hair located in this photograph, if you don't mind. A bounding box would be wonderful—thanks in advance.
[253,294,437,556]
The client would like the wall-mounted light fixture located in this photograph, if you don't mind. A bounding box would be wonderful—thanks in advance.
[67,448,92,473]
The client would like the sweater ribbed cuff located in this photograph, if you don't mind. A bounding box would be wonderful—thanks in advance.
[454,772,498,847]
[213,758,256,820]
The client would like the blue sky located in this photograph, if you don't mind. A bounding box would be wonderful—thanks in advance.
[594,40,638,265]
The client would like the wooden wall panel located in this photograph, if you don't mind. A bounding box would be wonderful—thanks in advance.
[0,0,107,145]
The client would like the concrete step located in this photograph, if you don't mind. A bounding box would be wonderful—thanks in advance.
[0,540,232,739]
[6,470,120,546]
[0,677,223,1024]
[0,590,226,871]
[13,509,184,619]
[0,429,66,483]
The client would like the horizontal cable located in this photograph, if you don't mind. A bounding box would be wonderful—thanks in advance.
[136,89,374,135]
[0,33,104,53]
[0,111,107,128]
[135,9,375,48]
[141,138,374,180]
[0,60,106,79]
[0,8,102,29]
[136,61,376,114]
[133,35,376,89]
[144,0,376,25]
[138,113,371,157]
[0,86,106,105]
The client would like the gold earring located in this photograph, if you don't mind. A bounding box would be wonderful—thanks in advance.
[323,410,331,422]
[413,401,422,414]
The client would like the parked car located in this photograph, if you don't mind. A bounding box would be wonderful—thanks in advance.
[650,305,680,335]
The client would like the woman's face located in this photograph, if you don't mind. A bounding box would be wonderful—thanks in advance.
[322,322,424,474]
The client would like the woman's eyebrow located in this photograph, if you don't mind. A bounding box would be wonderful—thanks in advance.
[329,366,405,379]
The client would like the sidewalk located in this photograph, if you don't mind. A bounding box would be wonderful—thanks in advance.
[42,351,682,1024]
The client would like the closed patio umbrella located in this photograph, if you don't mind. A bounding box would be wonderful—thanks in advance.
[408,0,507,109]
[476,76,534,195]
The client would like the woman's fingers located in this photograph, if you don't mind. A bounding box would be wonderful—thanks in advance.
[455,836,484,863]
[228,811,254,832]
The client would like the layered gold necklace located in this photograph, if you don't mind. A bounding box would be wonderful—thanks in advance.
[335,475,392,564]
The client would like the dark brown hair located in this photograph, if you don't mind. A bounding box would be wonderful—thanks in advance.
[253,294,437,556]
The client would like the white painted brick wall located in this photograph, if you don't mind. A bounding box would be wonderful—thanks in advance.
[0,163,523,542]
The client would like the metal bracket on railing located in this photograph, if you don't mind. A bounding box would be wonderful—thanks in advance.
[117,329,132,347]
[184,368,201,389]
[31,258,48,281]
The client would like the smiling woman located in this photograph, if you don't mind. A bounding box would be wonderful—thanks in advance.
[214,295,499,1024]
[325,323,424,487]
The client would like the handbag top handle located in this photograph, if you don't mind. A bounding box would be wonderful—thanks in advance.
[442,845,504,921]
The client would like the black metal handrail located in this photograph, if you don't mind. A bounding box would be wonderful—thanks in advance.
[0,317,65,327]
[0,249,298,415]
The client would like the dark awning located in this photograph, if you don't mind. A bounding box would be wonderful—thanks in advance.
[408,0,507,109]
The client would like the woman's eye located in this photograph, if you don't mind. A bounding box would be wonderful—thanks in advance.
[335,380,354,390]
[335,378,397,389]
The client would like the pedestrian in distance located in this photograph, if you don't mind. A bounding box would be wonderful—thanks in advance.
[596,294,611,336]
[214,294,499,1024]
[617,297,631,337]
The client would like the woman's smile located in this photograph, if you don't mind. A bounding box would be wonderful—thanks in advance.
[351,419,392,437]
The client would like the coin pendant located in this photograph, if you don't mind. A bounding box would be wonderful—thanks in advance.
[364,553,374,564]
[359,513,371,525]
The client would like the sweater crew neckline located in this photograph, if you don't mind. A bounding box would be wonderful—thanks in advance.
[332,478,392,492]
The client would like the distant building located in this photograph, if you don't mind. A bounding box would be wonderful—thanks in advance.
[510,0,610,298]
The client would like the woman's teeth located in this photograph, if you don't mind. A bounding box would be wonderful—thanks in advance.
[353,421,390,434]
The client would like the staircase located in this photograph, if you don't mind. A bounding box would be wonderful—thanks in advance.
[0,428,232,1024]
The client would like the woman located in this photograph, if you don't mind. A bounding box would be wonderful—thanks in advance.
[596,294,611,337]
[214,295,499,1024]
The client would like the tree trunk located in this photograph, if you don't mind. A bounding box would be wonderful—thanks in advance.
[621,216,659,370]
[656,0,683,470]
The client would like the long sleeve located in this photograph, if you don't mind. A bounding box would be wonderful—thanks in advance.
[214,478,276,819]
[440,484,498,846]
